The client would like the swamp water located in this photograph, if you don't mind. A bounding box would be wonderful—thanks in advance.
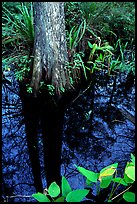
[2,67,135,202]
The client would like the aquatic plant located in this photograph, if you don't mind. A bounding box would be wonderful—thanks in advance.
[32,153,135,202]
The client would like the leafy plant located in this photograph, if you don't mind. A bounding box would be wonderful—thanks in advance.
[47,85,55,96]
[2,2,34,46]
[68,19,86,52]
[65,51,89,84]
[32,176,89,202]
[32,153,135,202]
[86,39,114,74]
[14,55,31,81]
[75,153,135,202]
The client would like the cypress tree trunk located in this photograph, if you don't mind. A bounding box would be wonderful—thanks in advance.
[31,2,71,96]
[29,2,73,188]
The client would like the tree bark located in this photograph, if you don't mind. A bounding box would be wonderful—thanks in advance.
[31,2,70,96]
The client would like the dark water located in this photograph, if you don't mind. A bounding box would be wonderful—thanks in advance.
[2,67,135,202]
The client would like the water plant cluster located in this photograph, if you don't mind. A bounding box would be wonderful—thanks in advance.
[32,153,135,202]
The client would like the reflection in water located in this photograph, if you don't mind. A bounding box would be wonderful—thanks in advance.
[2,68,135,202]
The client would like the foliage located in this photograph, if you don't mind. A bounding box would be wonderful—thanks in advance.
[14,55,31,81]
[110,39,135,75]
[2,2,135,96]
[32,153,135,202]
[67,19,86,51]
[2,2,34,47]
[65,2,135,44]
[32,176,89,202]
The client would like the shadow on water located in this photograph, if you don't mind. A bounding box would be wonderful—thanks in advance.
[2,65,135,202]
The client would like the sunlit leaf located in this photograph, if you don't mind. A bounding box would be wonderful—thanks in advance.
[66,189,89,202]
[61,176,72,197]
[32,192,51,202]
[124,173,134,184]
[123,192,135,202]
[100,175,113,188]
[48,182,60,198]
[125,166,135,181]
[99,167,116,180]
[100,163,118,175]
[75,165,99,182]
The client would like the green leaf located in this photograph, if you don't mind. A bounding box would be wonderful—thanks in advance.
[75,165,99,182]
[66,189,89,202]
[99,164,118,188]
[48,182,60,198]
[99,53,103,60]
[131,153,135,165]
[100,163,118,175]
[124,173,134,184]
[54,196,65,202]
[88,41,93,49]
[32,192,51,202]
[125,166,135,181]
[99,167,116,179]
[100,175,113,188]
[123,192,135,202]
[61,176,72,197]
[112,177,128,186]
[91,43,98,55]
[2,37,17,45]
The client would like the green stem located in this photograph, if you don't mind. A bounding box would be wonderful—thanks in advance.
[96,182,100,196]
[108,170,117,200]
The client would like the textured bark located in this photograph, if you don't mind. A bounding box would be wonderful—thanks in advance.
[31,2,70,96]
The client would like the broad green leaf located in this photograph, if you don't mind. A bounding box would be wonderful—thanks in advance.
[76,165,99,182]
[124,173,134,184]
[54,196,65,202]
[131,153,135,165]
[48,182,60,198]
[61,176,72,197]
[125,161,134,168]
[99,167,116,180]
[32,192,51,202]
[125,166,135,181]
[123,192,135,202]
[99,163,118,183]
[100,163,118,175]
[100,175,113,188]
[66,189,89,202]
[112,177,128,186]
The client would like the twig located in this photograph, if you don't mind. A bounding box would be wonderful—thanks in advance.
[71,81,92,104]
[111,185,132,201]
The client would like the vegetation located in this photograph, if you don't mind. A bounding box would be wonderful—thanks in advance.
[32,153,135,202]
[2,2,135,202]
[2,2,135,95]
